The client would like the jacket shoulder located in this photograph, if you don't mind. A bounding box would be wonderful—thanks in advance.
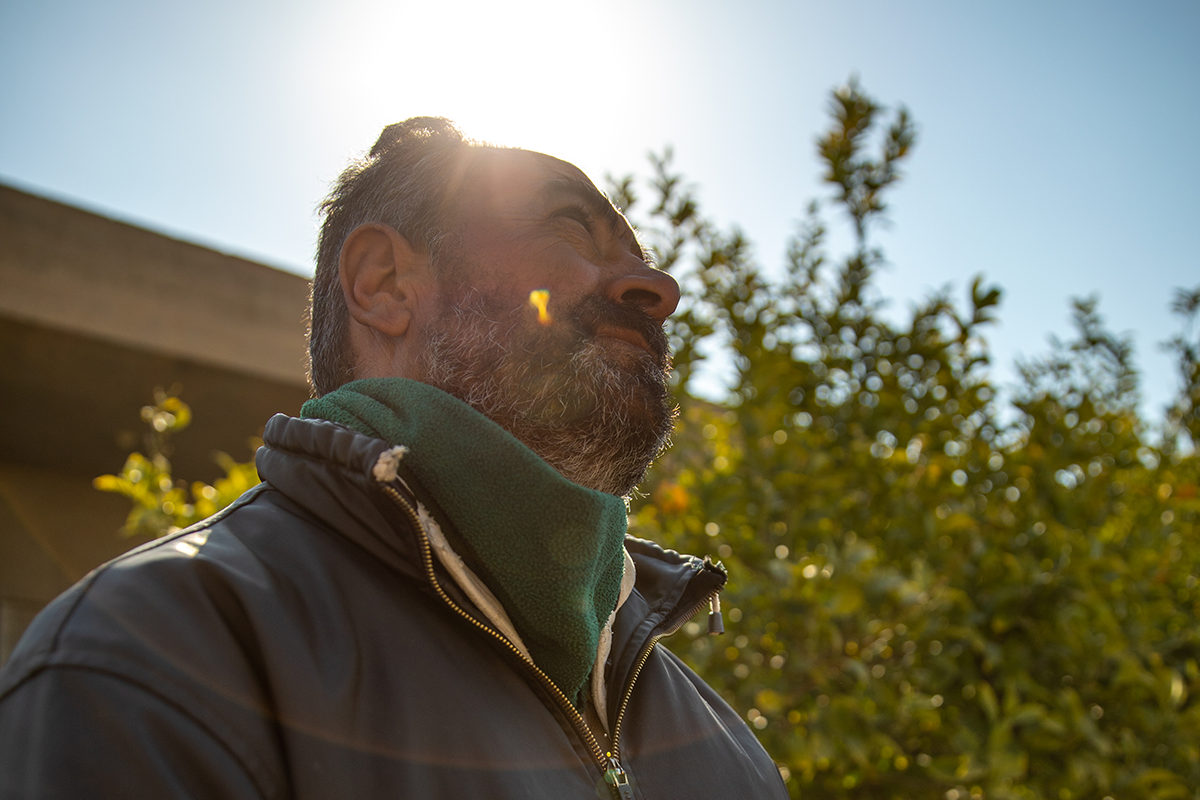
[1,485,306,689]
[0,486,305,799]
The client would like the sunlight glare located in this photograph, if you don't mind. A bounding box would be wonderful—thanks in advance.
[529,289,552,324]
[303,0,674,187]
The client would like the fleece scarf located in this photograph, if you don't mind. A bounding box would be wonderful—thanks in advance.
[302,378,628,708]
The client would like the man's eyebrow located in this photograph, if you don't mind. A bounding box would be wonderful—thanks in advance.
[542,177,650,262]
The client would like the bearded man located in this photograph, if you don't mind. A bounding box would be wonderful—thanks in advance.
[0,119,788,799]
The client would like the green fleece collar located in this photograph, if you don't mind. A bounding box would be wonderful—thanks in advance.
[301,378,628,707]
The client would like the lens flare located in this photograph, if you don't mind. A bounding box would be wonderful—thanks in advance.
[529,289,552,325]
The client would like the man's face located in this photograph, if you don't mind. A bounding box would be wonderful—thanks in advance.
[417,150,681,496]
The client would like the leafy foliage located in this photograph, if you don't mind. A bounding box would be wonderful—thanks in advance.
[616,80,1200,800]
[93,390,259,538]
[1165,287,1200,448]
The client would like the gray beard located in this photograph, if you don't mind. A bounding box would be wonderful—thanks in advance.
[418,289,676,497]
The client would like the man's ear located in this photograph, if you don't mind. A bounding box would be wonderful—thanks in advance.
[339,224,430,339]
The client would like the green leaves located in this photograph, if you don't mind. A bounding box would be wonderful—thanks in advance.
[619,80,1200,799]
[817,77,916,240]
[94,391,259,539]
[1165,286,1200,448]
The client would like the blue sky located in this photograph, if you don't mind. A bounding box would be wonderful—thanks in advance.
[2,0,1197,420]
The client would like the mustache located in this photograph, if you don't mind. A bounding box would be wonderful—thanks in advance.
[570,294,671,366]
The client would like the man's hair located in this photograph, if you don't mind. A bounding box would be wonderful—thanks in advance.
[308,117,493,396]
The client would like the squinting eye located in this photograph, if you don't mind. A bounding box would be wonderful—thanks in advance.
[553,205,594,232]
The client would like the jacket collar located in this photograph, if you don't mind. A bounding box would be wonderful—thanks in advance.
[256,413,725,700]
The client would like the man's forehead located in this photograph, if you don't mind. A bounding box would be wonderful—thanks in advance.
[466,149,603,208]
[460,149,640,249]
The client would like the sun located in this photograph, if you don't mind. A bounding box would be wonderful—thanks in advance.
[304,0,674,192]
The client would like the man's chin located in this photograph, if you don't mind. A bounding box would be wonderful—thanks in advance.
[470,353,674,496]
[558,340,677,495]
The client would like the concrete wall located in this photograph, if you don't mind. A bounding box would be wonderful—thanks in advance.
[0,185,314,664]
[0,184,310,385]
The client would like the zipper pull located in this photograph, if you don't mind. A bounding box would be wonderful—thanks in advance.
[603,754,636,800]
[707,593,725,635]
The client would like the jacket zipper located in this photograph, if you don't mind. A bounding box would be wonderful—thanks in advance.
[379,480,719,799]
[608,588,721,766]
[379,485,617,785]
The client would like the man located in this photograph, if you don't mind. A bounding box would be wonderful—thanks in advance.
[0,118,787,799]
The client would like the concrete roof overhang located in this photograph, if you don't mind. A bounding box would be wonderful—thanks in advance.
[0,183,313,481]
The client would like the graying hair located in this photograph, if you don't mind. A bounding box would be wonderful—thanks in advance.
[308,117,495,396]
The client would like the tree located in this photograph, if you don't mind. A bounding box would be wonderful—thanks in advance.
[616,80,1200,799]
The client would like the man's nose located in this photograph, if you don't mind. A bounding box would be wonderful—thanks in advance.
[604,266,681,323]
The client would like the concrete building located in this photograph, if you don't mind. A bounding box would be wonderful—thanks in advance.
[0,183,312,665]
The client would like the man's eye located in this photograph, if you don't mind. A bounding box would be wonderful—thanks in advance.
[553,205,595,232]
